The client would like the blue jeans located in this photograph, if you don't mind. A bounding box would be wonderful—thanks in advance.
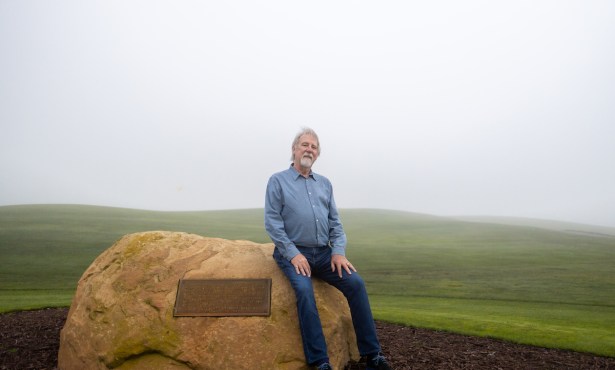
[274,246,381,366]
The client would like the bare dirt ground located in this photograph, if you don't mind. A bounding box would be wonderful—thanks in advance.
[1,308,614,369]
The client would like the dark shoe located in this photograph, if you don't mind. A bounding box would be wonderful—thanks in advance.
[366,354,392,370]
[316,363,333,370]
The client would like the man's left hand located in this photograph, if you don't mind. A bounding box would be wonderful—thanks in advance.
[331,254,357,278]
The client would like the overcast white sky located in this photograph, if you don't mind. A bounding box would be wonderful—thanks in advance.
[1,1,614,227]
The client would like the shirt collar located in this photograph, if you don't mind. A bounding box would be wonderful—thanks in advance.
[289,164,317,181]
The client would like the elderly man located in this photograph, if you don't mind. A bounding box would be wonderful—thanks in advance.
[265,128,392,370]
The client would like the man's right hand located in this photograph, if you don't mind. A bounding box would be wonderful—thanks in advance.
[290,254,311,277]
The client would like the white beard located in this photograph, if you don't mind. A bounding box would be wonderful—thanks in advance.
[300,156,313,168]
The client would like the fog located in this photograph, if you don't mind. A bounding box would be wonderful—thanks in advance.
[1,1,614,227]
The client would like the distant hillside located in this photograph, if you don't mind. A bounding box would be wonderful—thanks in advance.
[454,215,615,238]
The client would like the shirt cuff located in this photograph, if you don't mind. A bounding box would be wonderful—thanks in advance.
[330,245,346,256]
[284,245,301,261]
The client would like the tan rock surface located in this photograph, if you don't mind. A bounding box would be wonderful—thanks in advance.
[58,231,359,370]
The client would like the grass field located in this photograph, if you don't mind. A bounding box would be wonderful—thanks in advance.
[1,205,614,357]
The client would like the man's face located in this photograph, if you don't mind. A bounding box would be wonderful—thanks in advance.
[293,134,319,169]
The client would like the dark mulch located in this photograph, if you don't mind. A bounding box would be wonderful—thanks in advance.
[0,308,66,370]
[1,308,614,369]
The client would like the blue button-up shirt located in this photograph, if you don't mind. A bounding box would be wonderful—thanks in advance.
[265,165,347,261]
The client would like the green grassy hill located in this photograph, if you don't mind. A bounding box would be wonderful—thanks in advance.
[1,205,614,356]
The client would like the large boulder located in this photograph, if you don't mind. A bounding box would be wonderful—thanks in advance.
[59,231,359,369]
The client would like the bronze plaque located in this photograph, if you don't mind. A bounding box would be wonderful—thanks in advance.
[174,279,271,317]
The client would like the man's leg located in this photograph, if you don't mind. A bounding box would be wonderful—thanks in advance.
[273,248,329,366]
[312,247,381,358]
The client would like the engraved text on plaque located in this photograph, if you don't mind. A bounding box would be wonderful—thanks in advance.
[174,279,272,317]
